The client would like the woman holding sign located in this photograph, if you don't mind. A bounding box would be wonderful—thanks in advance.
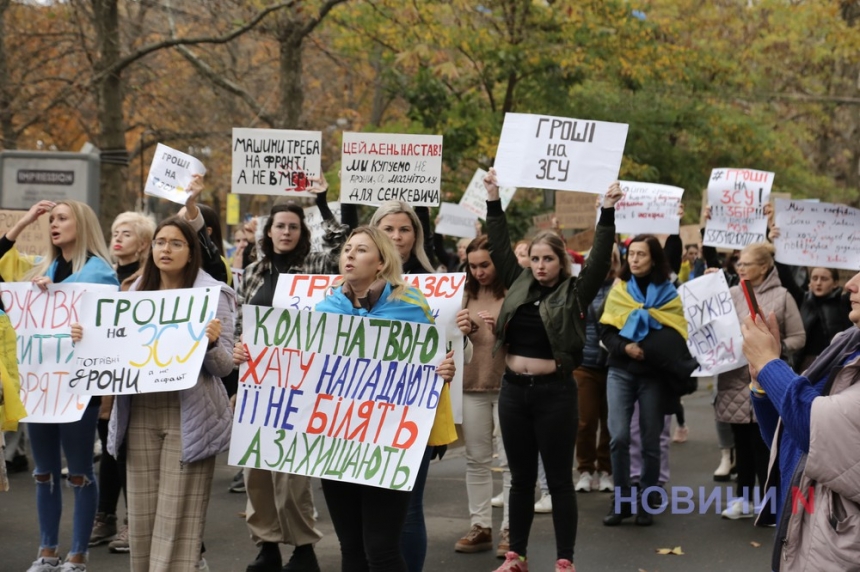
[483,168,621,572]
[368,201,457,572]
[232,178,344,572]
[0,199,118,572]
[714,242,805,521]
[314,225,455,572]
[76,216,235,572]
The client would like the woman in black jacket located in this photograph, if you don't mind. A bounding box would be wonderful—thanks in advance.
[798,267,853,371]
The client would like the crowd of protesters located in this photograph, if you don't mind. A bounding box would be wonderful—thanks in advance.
[1,164,859,572]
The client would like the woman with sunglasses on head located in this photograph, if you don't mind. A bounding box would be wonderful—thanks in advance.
[72,216,235,572]
[483,168,621,572]
[0,199,118,572]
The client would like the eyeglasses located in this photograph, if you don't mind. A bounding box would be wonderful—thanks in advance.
[152,239,188,251]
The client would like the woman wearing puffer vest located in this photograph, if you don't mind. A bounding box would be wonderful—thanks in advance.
[742,269,860,571]
[713,242,805,521]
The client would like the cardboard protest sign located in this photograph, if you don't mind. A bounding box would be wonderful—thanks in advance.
[0,209,48,256]
[272,273,467,424]
[615,182,684,235]
[566,229,595,253]
[69,287,222,395]
[435,203,479,239]
[555,191,597,230]
[494,113,628,194]
[232,128,322,197]
[340,132,443,207]
[679,225,701,248]
[143,143,206,205]
[679,272,746,376]
[0,283,116,422]
[303,201,343,252]
[459,168,516,220]
[773,199,860,271]
[229,307,445,490]
[704,168,773,248]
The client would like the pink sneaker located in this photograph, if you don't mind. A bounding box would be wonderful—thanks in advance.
[493,551,529,571]
[555,558,576,572]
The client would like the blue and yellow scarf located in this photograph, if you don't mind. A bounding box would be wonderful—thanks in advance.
[600,278,687,343]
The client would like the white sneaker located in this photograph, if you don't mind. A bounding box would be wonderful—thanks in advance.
[26,557,61,572]
[575,472,592,492]
[721,499,754,519]
[534,493,553,513]
[597,471,614,492]
[491,492,504,508]
[195,558,210,572]
[60,563,87,572]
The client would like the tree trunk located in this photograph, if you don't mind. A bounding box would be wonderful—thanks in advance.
[277,20,304,129]
[93,0,130,231]
[0,0,15,150]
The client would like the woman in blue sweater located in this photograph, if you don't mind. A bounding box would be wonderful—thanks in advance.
[742,270,860,570]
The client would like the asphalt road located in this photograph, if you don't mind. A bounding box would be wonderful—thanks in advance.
[1,385,774,571]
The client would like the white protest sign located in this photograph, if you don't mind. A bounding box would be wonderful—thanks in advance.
[459,168,516,219]
[614,181,684,235]
[703,168,773,248]
[773,199,860,271]
[435,203,479,239]
[494,113,628,194]
[144,143,206,205]
[230,307,445,490]
[0,283,117,422]
[304,201,343,252]
[69,287,221,395]
[340,132,443,207]
[272,273,466,424]
[232,128,322,197]
[679,272,746,376]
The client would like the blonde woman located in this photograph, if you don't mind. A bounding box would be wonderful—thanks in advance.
[0,199,118,572]
[714,242,805,520]
[110,212,156,289]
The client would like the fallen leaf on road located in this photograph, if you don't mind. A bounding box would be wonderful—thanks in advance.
[750,541,762,548]
[656,546,684,555]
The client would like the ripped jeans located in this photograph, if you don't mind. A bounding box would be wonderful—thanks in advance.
[28,405,99,557]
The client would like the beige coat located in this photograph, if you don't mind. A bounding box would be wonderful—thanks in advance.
[764,351,860,570]
[715,268,805,424]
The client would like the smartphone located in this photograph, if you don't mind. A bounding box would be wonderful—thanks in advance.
[741,279,763,319]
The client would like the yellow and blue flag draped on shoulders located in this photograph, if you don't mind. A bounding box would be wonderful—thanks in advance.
[599,279,687,342]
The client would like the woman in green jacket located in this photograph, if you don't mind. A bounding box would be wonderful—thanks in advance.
[484,168,621,572]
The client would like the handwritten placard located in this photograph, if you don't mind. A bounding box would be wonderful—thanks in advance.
[459,168,516,220]
[340,132,443,207]
[614,181,684,235]
[303,201,343,252]
[144,143,206,205]
[704,168,773,248]
[69,287,221,395]
[272,273,466,424]
[494,113,628,194]
[229,307,445,490]
[435,202,479,239]
[0,283,117,422]
[0,209,48,256]
[555,191,597,230]
[679,272,746,376]
[773,199,860,271]
[232,128,322,197]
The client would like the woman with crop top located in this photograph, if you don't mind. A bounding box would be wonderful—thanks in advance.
[484,168,621,572]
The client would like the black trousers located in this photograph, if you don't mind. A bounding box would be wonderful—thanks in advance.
[731,422,774,516]
[322,479,412,572]
[96,418,126,515]
[499,372,578,561]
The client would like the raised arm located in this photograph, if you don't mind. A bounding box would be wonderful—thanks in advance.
[484,168,523,288]
[574,183,622,308]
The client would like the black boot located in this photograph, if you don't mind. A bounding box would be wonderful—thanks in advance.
[636,489,662,526]
[282,544,320,572]
[603,490,635,526]
[247,542,282,572]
